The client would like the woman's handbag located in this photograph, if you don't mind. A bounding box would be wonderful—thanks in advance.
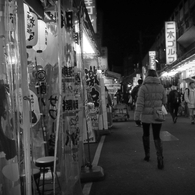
[161,105,168,115]
[153,109,165,122]
[152,101,166,122]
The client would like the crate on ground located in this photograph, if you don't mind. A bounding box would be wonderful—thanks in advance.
[112,103,129,122]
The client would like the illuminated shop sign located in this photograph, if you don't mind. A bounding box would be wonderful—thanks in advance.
[186,64,195,78]
[84,0,97,32]
[165,21,177,64]
[149,51,156,70]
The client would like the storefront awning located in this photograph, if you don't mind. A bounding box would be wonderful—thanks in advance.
[121,72,136,85]
[105,70,121,80]
[177,25,195,48]
[161,53,195,77]
[82,3,100,55]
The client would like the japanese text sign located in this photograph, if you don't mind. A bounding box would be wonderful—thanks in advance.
[149,51,156,70]
[165,21,177,64]
[84,0,97,32]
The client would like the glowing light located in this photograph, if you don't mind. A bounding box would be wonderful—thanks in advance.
[161,59,195,77]
[97,69,102,73]
[83,32,95,54]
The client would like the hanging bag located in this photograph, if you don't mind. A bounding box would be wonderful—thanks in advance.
[161,105,168,115]
[153,108,165,122]
[152,100,165,122]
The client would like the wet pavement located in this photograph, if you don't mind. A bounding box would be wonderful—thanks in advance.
[82,112,195,195]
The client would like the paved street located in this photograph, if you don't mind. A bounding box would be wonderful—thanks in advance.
[83,112,195,195]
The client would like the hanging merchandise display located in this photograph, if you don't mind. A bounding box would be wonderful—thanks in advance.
[57,5,83,193]
[0,0,102,194]
[83,57,100,142]
[25,1,85,194]
[0,1,19,195]
[0,0,33,194]
[17,0,32,194]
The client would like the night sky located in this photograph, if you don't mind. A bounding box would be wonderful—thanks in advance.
[96,0,180,70]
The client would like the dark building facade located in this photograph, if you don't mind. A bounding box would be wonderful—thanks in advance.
[142,0,195,88]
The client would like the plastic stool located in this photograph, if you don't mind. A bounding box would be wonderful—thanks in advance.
[20,168,41,195]
[35,156,60,195]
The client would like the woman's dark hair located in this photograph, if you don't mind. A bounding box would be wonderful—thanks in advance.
[146,69,158,77]
[138,79,143,85]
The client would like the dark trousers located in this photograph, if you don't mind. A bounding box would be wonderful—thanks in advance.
[142,123,162,140]
[169,103,179,119]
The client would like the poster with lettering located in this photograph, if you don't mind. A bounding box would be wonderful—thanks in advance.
[83,88,96,143]
[57,25,82,193]
[27,22,60,157]
[84,58,101,130]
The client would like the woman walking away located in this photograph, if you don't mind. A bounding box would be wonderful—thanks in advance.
[134,69,167,169]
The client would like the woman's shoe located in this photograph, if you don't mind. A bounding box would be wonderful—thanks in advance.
[173,117,177,123]
[154,139,164,170]
[144,156,150,162]
[142,136,150,162]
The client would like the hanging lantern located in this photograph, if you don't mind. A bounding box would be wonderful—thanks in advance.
[33,20,48,53]
[24,3,38,48]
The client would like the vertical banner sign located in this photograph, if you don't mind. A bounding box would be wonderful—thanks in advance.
[84,0,97,33]
[84,58,100,113]
[165,21,177,64]
[149,51,156,70]
[60,23,82,193]
[84,58,100,142]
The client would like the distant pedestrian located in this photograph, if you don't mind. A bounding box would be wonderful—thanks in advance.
[168,86,181,123]
[131,79,143,106]
[131,78,143,126]
[184,79,195,124]
[134,69,167,170]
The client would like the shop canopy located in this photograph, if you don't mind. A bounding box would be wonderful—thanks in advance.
[121,71,138,85]
[105,70,121,80]
[24,0,44,18]
[82,2,100,55]
[161,49,195,77]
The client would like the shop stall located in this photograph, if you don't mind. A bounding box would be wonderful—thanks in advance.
[0,0,101,194]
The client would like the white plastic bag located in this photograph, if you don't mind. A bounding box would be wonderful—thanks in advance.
[162,105,168,115]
